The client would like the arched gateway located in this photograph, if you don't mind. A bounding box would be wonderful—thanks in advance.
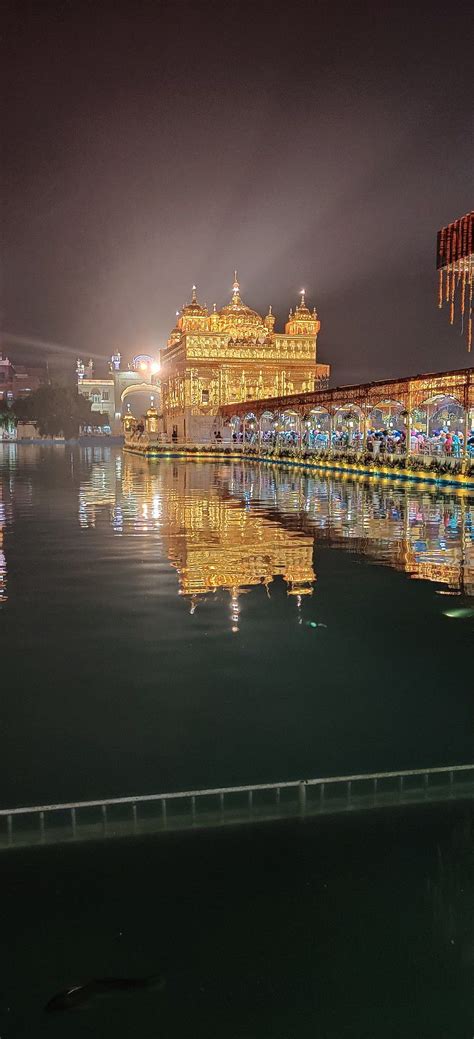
[76,354,161,433]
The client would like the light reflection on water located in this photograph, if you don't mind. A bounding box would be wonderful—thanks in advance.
[2,442,474,806]
[75,449,474,610]
[0,497,6,603]
[2,444,474,1037]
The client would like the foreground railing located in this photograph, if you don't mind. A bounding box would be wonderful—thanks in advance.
[2,764,474,851]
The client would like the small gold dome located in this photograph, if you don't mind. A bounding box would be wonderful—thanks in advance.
[218,272,263,326]
[181,285,208,317]
[294,289,311,317]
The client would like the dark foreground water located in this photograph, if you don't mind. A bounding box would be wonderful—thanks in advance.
[3,802,474,1038]
[1,443,474,807]
[2,445,474,1037]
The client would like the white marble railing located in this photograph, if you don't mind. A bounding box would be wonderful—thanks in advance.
[2,763,474,850]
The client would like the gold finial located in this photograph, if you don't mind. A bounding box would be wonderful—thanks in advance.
[213,302,217,312]
[191,284,197,303]
[299,289,306,307]
[268,304,272,314]
[232,270,240,302]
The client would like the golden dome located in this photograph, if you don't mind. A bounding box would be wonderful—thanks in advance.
[285,289,320,335]
[181,285,208,317]
[294,289,311,317]
[218,272,263,326]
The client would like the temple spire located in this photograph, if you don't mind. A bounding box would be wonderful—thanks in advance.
[232,270,241,303]
[191,284,197,303]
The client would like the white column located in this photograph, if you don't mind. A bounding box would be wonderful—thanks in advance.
[463,407,469,458]
[406,409,412,456]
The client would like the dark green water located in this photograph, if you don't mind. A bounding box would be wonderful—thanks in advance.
[2,445,474,1037]
[3,804,474,1037]
[1,444,474,807]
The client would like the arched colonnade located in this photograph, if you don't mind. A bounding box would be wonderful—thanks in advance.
[222,369,474,459]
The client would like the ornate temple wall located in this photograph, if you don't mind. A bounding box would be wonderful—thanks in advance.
[159,277,329,440]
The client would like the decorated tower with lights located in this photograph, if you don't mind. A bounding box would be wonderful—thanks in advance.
[437,211,474,351]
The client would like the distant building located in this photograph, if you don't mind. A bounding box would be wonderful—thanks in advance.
[160,274,330,441]
[76,354,161,432]
[0,354,47,401]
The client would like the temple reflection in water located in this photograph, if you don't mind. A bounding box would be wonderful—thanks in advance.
[0,484,7,604]
[78,451,474,625]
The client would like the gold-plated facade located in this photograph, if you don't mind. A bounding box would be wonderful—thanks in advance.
[160,275,329,438]
[221,366,474,425]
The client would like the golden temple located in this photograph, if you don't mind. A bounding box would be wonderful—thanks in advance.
[160,274,329,441]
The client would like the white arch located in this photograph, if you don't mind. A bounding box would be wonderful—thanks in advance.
[120,382,158,403]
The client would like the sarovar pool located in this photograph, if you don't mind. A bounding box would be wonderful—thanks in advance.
[1,444,473,809]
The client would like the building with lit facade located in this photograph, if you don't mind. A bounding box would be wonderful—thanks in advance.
[160,274,329,441]
[0,354,47,402]
[76,353,161,431]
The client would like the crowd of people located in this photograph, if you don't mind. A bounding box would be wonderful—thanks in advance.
[237,425,474,457]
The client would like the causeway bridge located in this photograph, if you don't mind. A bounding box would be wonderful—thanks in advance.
[2,763,474,852]
[219,364,474,453]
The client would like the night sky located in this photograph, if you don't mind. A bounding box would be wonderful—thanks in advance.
[2,0,472,383]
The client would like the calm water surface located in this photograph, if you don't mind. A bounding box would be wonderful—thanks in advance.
[2,802,474,1038]
[1,443,474,807]
[2,444,474,1038]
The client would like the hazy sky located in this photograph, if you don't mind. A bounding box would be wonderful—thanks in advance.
[2,0,473,383]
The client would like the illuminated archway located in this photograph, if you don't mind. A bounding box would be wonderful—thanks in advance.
[368,399,405,432]
[120,382,160,409]
[243,412,258,442]
[303,407,330,448]
[333,404,363,447]
[229,414,243,441]
[259,410,276,446]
